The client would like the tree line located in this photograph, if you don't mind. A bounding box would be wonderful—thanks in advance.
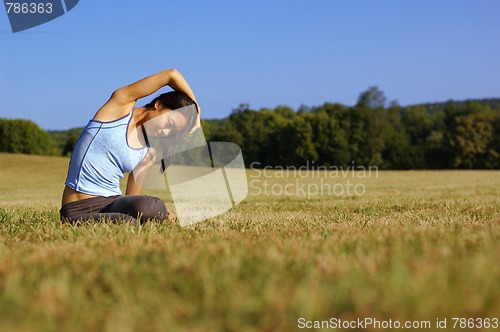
[208,88,500,169]
[1,87,499,169]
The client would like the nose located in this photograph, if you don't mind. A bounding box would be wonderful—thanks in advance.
[156,128,172,136]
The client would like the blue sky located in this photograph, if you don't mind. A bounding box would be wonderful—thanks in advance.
[1,0,499,130]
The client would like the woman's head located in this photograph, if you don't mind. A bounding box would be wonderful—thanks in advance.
[142,91,198,140]
[142,91,198,136]
[145,91,198,113]
[141,92,199,171]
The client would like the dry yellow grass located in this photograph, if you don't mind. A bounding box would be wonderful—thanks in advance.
[0,153,499,331]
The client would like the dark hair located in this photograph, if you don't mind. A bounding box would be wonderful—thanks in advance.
[144,91,198,113]
[143,91,199,172]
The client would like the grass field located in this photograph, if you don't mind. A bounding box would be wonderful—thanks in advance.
[0,153,499,331]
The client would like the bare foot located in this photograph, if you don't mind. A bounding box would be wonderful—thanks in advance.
[167,211,176,222]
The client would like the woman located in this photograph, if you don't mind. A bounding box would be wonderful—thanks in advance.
[60,69,200,224]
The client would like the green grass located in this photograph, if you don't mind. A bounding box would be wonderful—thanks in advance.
[0,153,499,331]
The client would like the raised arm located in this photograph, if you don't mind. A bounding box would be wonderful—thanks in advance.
[94,69,198,121]
[114,69,197,104]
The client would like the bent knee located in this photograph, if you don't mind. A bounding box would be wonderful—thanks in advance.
[135,196,168,220]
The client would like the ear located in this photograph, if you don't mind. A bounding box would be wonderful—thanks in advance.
[154,100,162,110]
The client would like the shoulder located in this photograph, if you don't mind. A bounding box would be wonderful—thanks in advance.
[92,92,136,122]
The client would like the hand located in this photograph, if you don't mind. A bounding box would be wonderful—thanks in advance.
[189,104,201,134]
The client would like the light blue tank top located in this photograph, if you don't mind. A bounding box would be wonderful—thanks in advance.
[65,110,149,197]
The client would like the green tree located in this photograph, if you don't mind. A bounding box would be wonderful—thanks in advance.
[273,115,317,166]
[309,103,350,166]
[448,102,496,168]
[0,118,53,155]
[382,102,412,169]
[62,131,81,156]
[228,106,288,166]
[357,86,387,109]
[351,87,388,166]
[490,113,500,168]
[210,124,244,147]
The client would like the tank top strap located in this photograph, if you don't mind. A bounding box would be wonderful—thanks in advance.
[98,109,134,128]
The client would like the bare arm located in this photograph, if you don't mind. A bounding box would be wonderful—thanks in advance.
[115,69,197,105]
[125,171,143,196]
[94,69,198,121]
[125,148,157,195]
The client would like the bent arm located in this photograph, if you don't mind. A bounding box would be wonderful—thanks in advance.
[125,171,143,195]
[114,69,197,105]
[126,148,157,195]
[94,69,199,122]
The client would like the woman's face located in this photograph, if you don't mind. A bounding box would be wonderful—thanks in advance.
[143,105,196,138]
[145,110,187,137]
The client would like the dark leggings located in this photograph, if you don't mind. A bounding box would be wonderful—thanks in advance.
[60,195,168,225]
